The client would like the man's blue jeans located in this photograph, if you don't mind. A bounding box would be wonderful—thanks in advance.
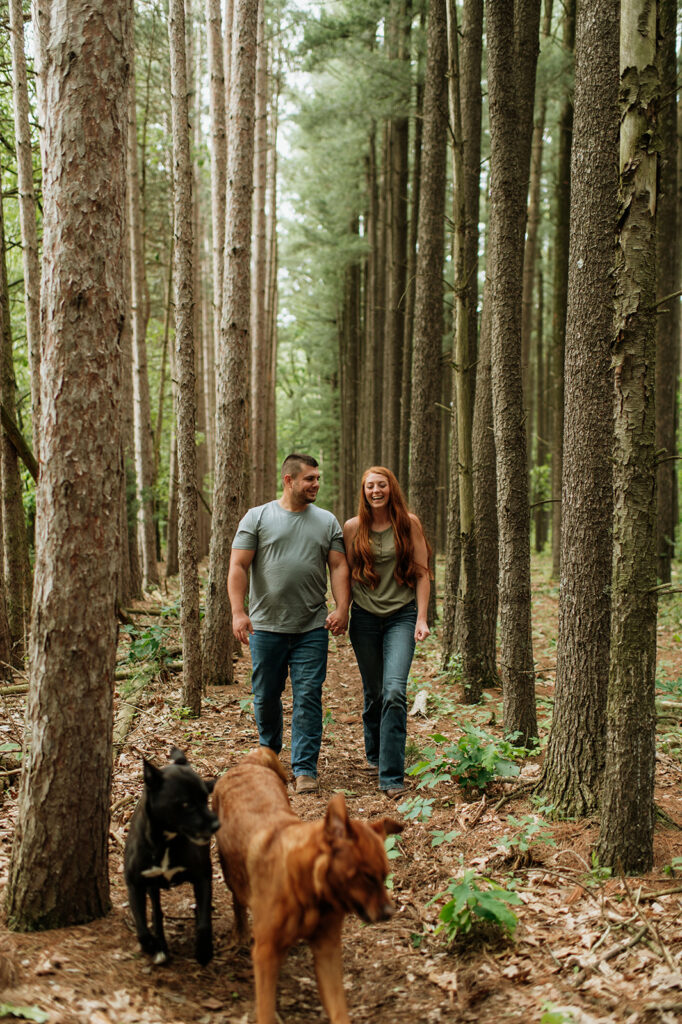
[349,600,417,791]
[249,627,328,779]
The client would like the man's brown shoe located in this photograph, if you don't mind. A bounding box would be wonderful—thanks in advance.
[295,775,319,794]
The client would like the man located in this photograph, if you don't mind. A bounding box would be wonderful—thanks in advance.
[228,453,350,794]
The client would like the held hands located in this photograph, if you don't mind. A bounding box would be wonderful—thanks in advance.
[325,607,349,636]
[415,618,430,642]
[233,610,254,645]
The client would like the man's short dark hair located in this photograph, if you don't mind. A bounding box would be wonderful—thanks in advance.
[282,453,318,480]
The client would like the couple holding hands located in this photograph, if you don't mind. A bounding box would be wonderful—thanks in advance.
[228,453,432,799]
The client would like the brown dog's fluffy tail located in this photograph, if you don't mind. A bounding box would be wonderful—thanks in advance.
[244,746,288,785]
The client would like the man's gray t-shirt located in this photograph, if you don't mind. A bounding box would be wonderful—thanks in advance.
[232,500,345,633]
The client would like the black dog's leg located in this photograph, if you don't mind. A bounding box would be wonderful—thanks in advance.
[193,873,214,965]
[127,880,162,959]
[148,886,170,964]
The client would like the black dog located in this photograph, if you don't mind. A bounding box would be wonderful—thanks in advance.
[124,747,219,965]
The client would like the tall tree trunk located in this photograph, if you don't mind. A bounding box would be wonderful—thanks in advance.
[203,0,259,687]
[6,0,128,928]
[0,183,31,665]
[409,0,448,622]
[251,0,268,506]
[533,265,548,551]
[472,277,499,685]
[445,0,481,702]
[550,2,575,577]
[9,0,41,459]
[441,0,483,670]
[264,45,280,499]
[398,11,425,488]
[120,204,142,604]
[128,8,159,590]
[169,0,202,716]
[598,0,658,875]
[541,0,618,817]
[486,0,540,744]
[206,0,226,466]
[655,0,678,583]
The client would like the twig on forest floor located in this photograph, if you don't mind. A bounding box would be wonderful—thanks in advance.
[0,766,22,778]
[638,884,682,900]
[655,803,682,829]
[492,779,536,813]
[598,923,647,964]
[0,683,28,695]
[621,874,677,970]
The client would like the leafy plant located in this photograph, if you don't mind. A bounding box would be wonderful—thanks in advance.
[663,855,682,877]
[498,814,556,859]
[122,623,172,666]
[409,726,525,792]
[428,870,522,943]
[238,696,254,716]
[385,834,402,861]
[430,828,459,848]
[397,794,435,821]
[583,852,612,887]
[540,1004,576,1024]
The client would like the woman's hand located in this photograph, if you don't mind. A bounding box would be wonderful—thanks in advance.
[415,618,430,642]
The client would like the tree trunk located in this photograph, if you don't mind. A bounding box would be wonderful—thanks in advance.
[533,266,548,551]
[203,0,259,687]
[0,181,31,665]
[654,0,678,583]
[6,0,128,928]
[541,0,618,817]
[251,0,269,506]
[264,45,280,499]
[486,0,540,744]
[169,0,203,716]
[598,0,658,875]
[550,5,575,577]
[398,10,425,488]
[9,0,42,460]
[409,0,448,623]
[128,7,159,591]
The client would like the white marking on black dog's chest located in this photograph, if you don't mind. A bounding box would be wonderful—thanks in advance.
[141,846,185,882]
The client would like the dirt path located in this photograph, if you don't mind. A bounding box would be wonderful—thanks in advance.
[2,585,682,1023]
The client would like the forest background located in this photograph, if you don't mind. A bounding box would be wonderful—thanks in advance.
[0,0,680,961]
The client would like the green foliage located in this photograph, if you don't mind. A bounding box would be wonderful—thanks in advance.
[409,727,525,792]
[396,794,434,821]
[238,696,254,716]
[428,870,522,943]
[122,623,171,666]
[663,856,682,877]
[384,834,402,861]
[498,815,556,857]
[430,828,459,849]
[583,852,612,888]
[540,1005,576,1024]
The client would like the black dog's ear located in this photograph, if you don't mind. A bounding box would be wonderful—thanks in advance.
[169,746,188,765]
[143,758,164,791]
[204,777,217,795]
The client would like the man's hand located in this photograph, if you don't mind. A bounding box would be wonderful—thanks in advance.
[325,607,348,636]
[233,609,254,644]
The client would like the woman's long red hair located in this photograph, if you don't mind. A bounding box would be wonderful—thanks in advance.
[350,466,431,590]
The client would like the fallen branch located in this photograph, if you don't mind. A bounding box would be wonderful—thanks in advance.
[621,874,677,970]
[638,883,682,900]
[599,924,647,964]
[492,779,536,813]
[0,683,28,696]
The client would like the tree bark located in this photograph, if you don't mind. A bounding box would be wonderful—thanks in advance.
[654,0,678,583]
[203,0,259,686]
[128,5,159,590]
[169,0,203,715]
[542,0,618,818]
[0,177,31,666]
[409,0,448,622]
[486,0,540,743]
[6,0,128,928]
[9,0,42,460]
[550,4,575,577]
[598,0,658,875]
[251,0,269,506]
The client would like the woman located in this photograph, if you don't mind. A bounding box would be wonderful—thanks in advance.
[343,467,431,798]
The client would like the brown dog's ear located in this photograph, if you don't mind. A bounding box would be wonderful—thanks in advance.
[371,817,404,839]
[324,792,352,842]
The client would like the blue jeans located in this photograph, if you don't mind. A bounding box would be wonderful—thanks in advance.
[249,627,328,779]
[349,600,417,790]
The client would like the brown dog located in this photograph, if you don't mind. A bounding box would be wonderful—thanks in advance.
[212,747,403,1024]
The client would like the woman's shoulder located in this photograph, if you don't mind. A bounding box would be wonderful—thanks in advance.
[343,515,359,532]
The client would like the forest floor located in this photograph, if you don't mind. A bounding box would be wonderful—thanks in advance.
[1,553,682,1024]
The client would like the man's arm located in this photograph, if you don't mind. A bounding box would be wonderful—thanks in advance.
[325,549,350,635]
[228,547,256,643]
